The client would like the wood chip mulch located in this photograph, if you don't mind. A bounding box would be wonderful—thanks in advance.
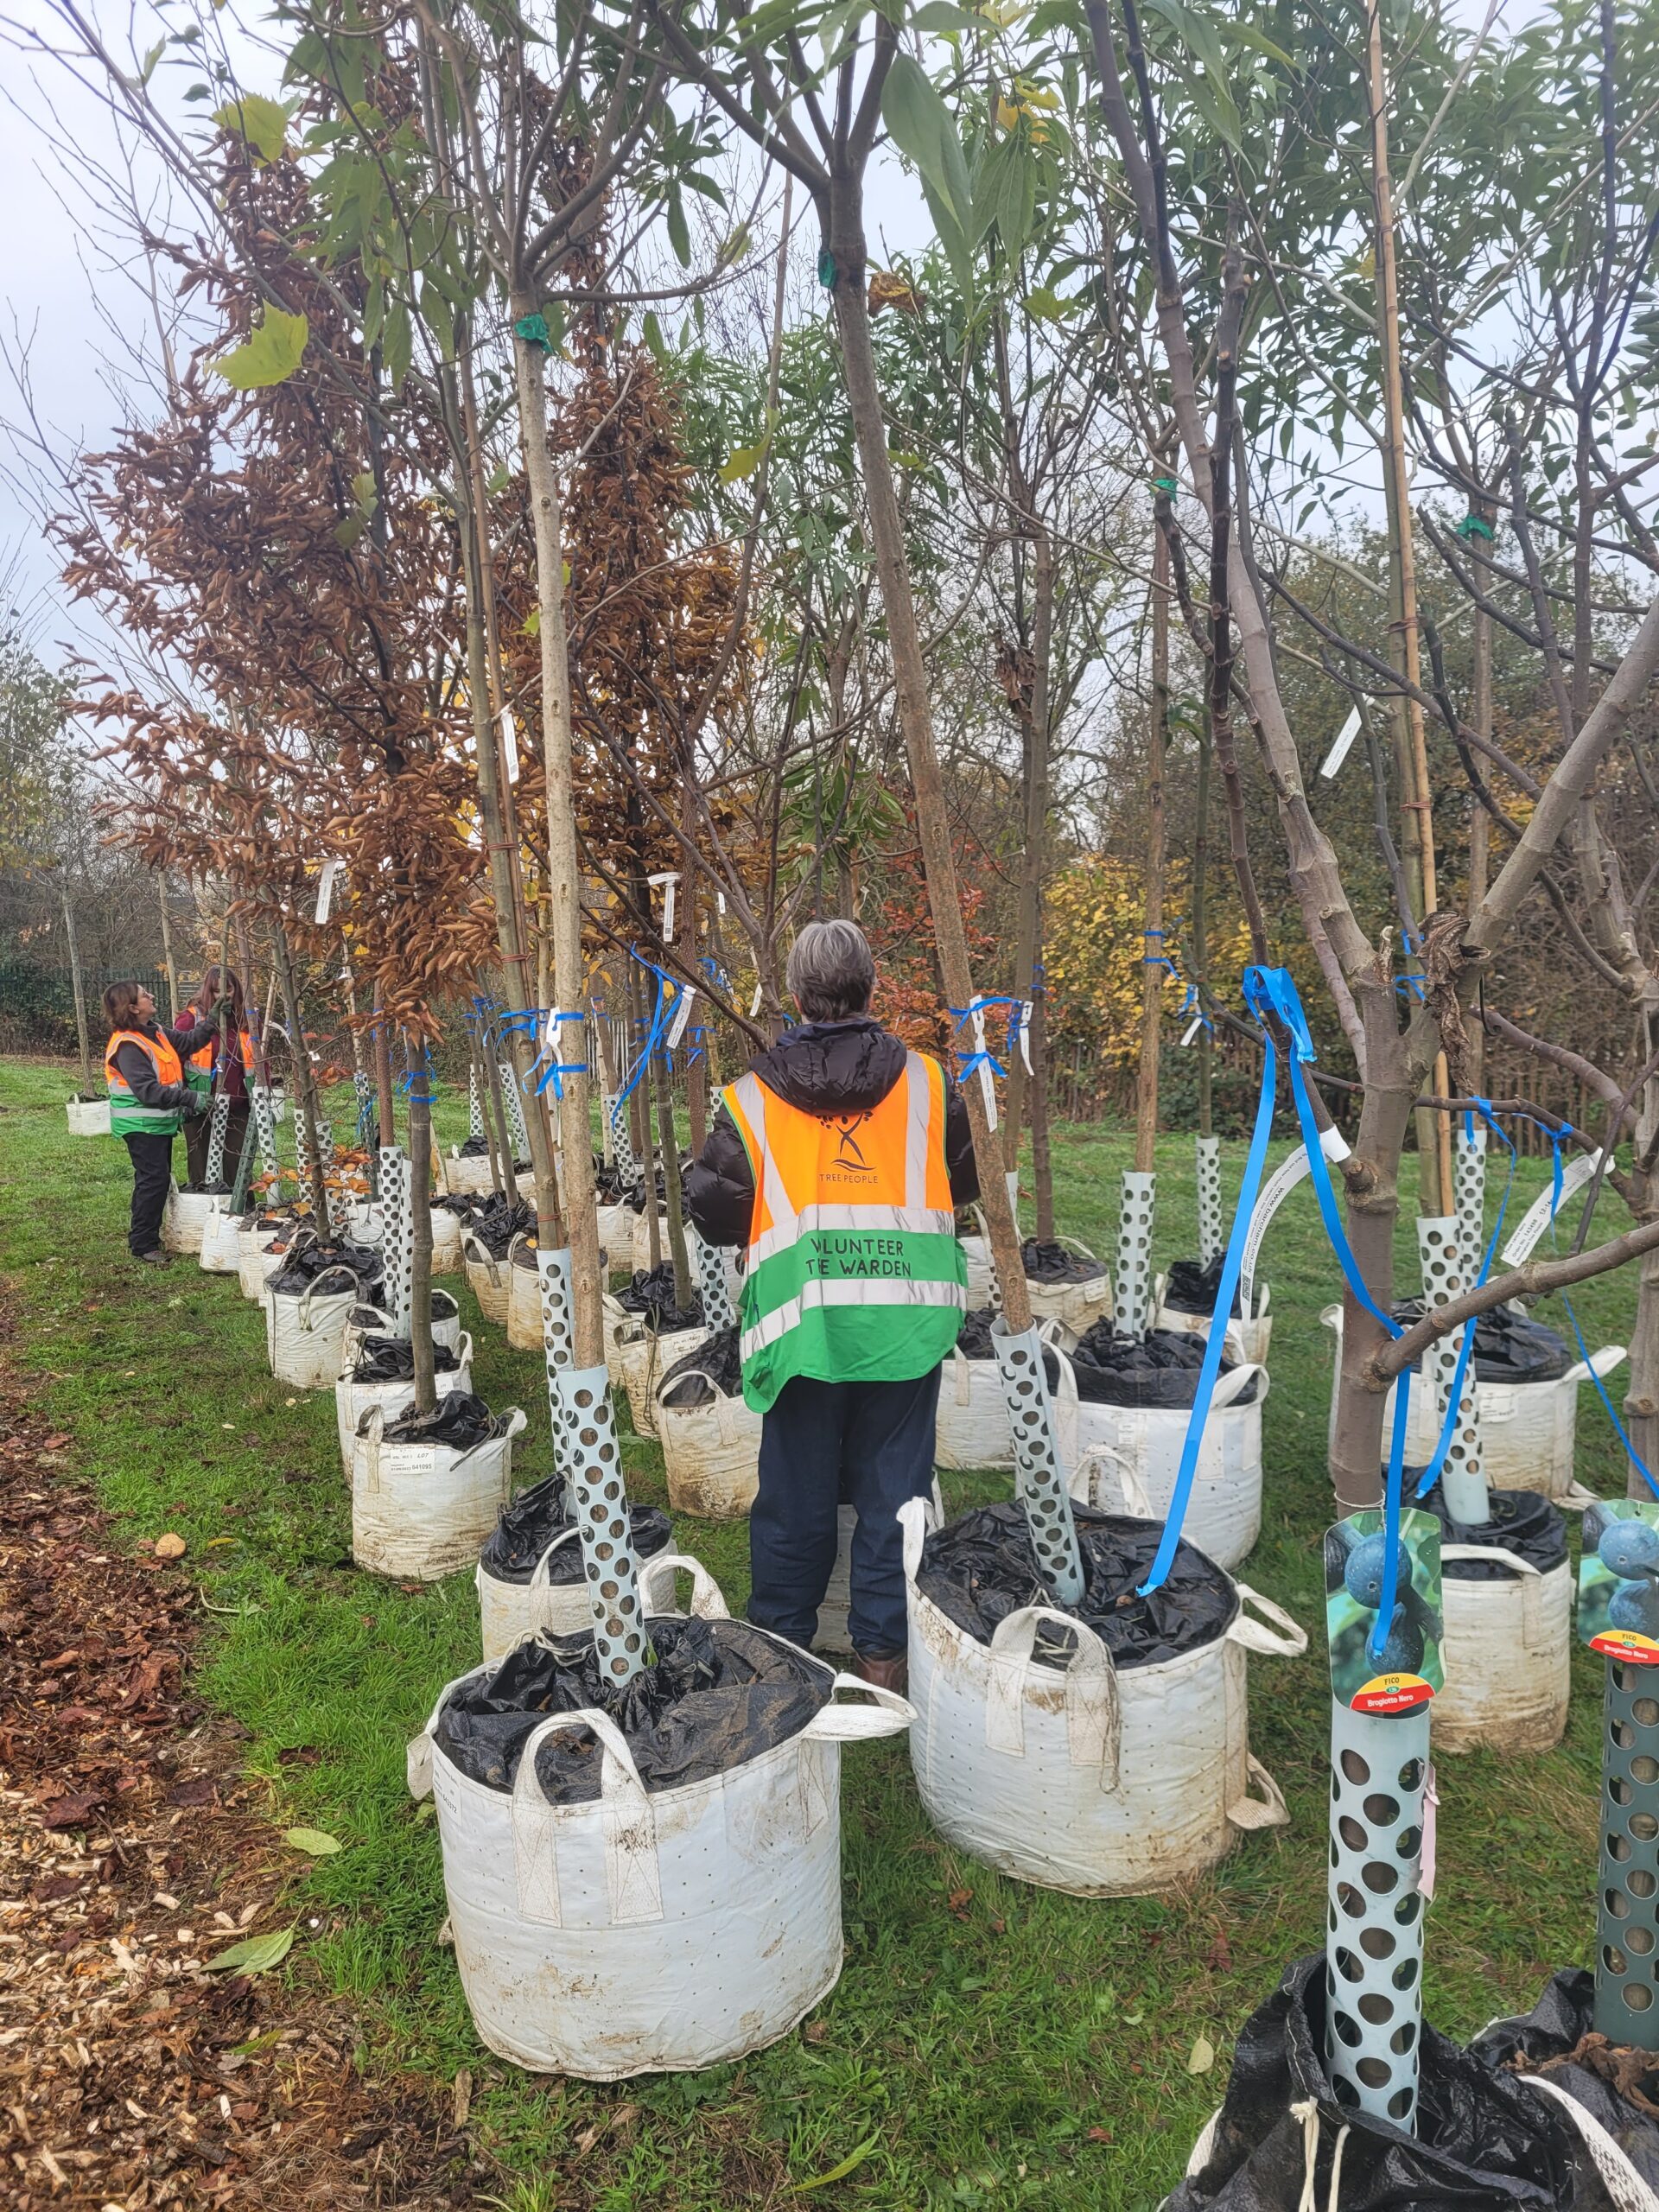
[0,1305,491,2209]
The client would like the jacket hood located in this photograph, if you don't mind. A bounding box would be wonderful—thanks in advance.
[747,1016,907,1116]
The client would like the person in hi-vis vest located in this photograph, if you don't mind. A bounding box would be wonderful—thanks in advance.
[102,979,223,1264]
[686,919,978,1693]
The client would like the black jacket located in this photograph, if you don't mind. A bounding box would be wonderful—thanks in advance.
[111,1014,217,1112]
[684,1015,979,1249]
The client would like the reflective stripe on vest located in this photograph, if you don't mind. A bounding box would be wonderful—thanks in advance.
[188,1027,253,1090]
[105,1028,184,1136]
[721,1049,965,1411]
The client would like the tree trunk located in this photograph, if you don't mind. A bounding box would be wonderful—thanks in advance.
[512,316,607,1366]
[373,986,396,1147]
[158,875,181,1024]
[1627,1211,1659,1501]
[61,879,92,1092]
[1193,704,1213,1136]
[406,1043,437,1419]
[270,918,332,1231]
[1135,520,1169,1176]
[1030,969,1054,1242]
[681,780,709,1155]
[656,1067,693,1308]
[233,913,270,1090]
[484,1038,518,1189]
[1329,1007,1418,1512]
[826,185,1033,1331]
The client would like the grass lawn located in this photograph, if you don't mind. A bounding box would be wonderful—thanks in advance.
[0,1053,1634,2211]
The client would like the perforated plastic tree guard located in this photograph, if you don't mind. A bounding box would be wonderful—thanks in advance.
[1115,1170,1156,1341]
[608,1094,639,1185]
[1595,1660,1659,2048]
[1456,1121,1487,1272]
[537,1246,575,1477]
[1418,1215,1488,1527]
[1197,1135,1224,1268]
[205,1093,231,1185]
[497,1060,530,1158]
[694,1228,737,1331]
[549,1363,647,1687]
[1326,1700,1429,2126]
[468,1064,485,1144]
[379,1147,413,1338]
[991,1318,1084,1605]
[251,1084,279,1179]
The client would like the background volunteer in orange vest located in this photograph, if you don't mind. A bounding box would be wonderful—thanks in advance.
[686,919,978,1694]
[102,980,219,1265]
[181,966,253,1189]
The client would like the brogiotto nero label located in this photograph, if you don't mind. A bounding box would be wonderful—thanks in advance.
[1325,1509,1445,1714]
[1580,1499,1659,1664]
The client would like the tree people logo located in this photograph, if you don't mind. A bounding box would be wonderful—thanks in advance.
[829,1111,872,1173]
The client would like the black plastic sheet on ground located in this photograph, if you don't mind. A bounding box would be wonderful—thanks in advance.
[352,1336,460,1382]
[1166,1953,1579,2212]
[916,1500,1236,1670]
[659,1326,742,1406]
[1414,1479,1569,1582]
[266,1241,385,1298]
[614,1264,703,1334]
[467,1196,534,1257]
[1021,1237,1106,1285]
[1068,1321,1261,1409]
[1393,1299,1571,1384]
[477,1473,672,1584]
[1471,1967,1659,2195]
[1165,1254,1247,1318]
[434,1616,831,1803]
[382,1390,503,1450]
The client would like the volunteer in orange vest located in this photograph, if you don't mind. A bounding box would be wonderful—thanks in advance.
[686,919,978,1693]
[181,965,256,1189]
[102,980,221,1265]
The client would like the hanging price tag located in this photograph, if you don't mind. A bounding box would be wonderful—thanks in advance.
[1018,1000,1033,1075]
[1180,1014,1204,1047]
[1325,1509,1444,1713]
[648,871,678,941]
[750,981,763,1018]
[970,1004,997,1134]
[666,983,696,1050]
[499,704,519,783]
[1319,707,1363,780]
[1580,1500,1659,1663]
[315,857,342,925]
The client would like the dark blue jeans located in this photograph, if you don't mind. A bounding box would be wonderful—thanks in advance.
[748,1367,942,1659]
[123,1131,175,1255]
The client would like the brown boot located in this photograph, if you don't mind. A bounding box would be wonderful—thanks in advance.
[851,1650,908,1697]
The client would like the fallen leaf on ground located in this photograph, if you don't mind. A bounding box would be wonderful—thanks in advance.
[283,1827,341,1857]
[1188,2035,1216,2075]
[153,1532,188,1559]
[452,2068,472,2126]
[204,1924,295,1974]
[798,2134,880,2191]
[41,1789,104,1827]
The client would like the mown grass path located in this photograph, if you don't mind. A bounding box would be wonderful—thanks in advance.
[0,1056,1631,2211]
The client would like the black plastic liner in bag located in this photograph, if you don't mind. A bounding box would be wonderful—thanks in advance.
[351,1335,461,1382]
[433,1192,489,1220]
[1393,1299,1572,1385]
[477,1472,672,1585]
[348,1290,459,1335]
[1165,1254,1248,1318]
[594,1153,632,1205]
[1021,1236,1106,1285]
[1166,1954,1578,2212]
[614,1263,704,1335]
[178,1178,233,1198]
[1471,1968,1659,2193]
[626,1165,675,1214]
[953,1308,1064,1393]
[466,1195,535,1258]
[1415,1479,1569,1583]
[266,1240,385,1299]
[382,1391,504,1451]
[456,1135,490,1158]
[433,1615,831,1802]
[1070,1321,1262,1410]
[659,1326,742,1407]
[916,1500,1236,1670]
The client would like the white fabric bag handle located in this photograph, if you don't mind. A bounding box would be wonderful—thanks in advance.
[641,1550,730,1618]
[454,1330,475,1370]
[899,1491,941,1581]
[1228,1755,1291,1834]
[1211,1360,1268,1411]
[461,1233,502,1288]
[297,1264,359,1331]
[985,1605,1119,1783]
[800,1670,917,1743]
[405,1662,493,1799]
[354,1403,385,1495]
[1522,2072,1659,2212]
[511,1707,662,1929]
[1563,1343,1628,1388]
[525,1527,585,1635]
[1069,1443,1154,1519]
[1228,1583,1309,1658]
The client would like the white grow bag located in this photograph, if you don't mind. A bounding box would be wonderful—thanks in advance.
[1058,1354,1268,1573]
[618,1321,715,1442]
[934,1350,1015,1471]
[462,1236,512,1329]
[1433,1548,1573,1756]
[428,1207,465,1277]
[353,1404,526,1580]
[1153,1277,1274,1367]
[1025,1236,1112,1342]
[162,1184,218,1257]
[478,1544,722,1667]
[334,1332,474,1475]
[199,1200,244,1274]
[1320,1305,1625,1505]
[630,1210,677,1274]
[443,1148,496,1197]
[238,1220,292,1301]
[265,1266,364,1390]
[67,1097,111,1137]
[816,1478,946,1656]
[657,1372,761,1519]
[507,1239,543,1351]
[959,1233,993,1307]
[407,1630,914,2079]
[597,1199,633,1272]
[342,1292,462,1369]
[899,1497,1302,1895]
